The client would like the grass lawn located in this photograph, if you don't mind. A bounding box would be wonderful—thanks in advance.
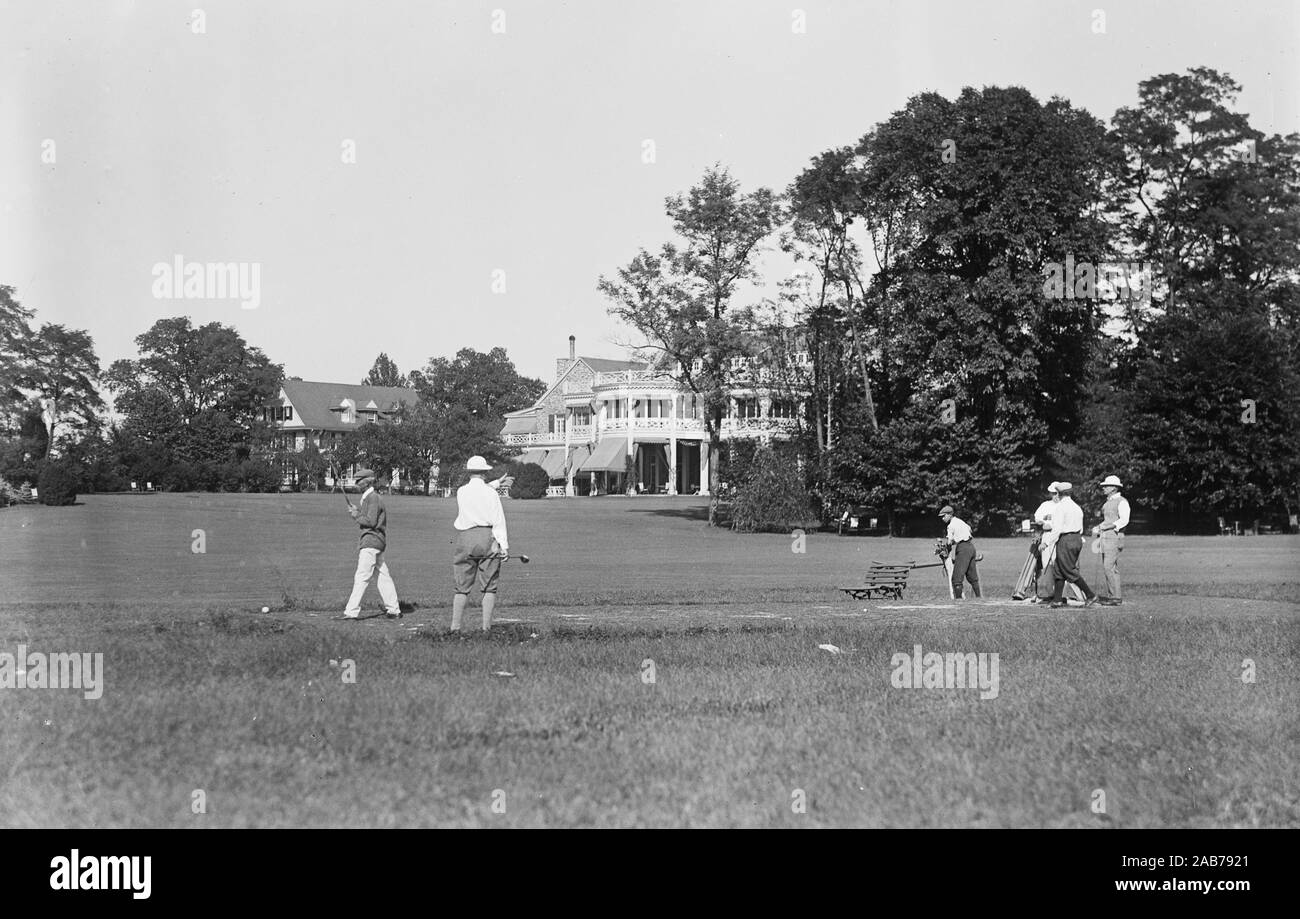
[1,494,1297,827]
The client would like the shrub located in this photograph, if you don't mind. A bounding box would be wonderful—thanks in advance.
[160,461,201,492]
[508,462,549,499]
[37,461,79,506]
[0,474,19,507]
[239,459,282,493]
[727,447,814,533]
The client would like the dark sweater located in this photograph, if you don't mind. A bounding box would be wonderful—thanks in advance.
[355,489,387,551]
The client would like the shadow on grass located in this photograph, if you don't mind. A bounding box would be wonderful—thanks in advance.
[623,505,710,522]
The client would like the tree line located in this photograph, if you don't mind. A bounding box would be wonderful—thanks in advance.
[0,298,543,496]
[601,67,1300,532]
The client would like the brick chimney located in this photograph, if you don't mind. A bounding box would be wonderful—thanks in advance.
[557,335,577,378]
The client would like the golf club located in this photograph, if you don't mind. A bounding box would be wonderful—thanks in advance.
[469,553,531,563]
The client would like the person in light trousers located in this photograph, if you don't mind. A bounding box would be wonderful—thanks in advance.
[342,469,402,619]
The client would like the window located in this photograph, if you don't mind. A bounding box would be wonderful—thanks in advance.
[275,406,284,421]
[770,400,798,419]
[736,398,761,419]
[572,409,591,426]
[548,414,565,434]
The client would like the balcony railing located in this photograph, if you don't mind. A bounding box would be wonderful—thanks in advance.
[502,415,794,445]
[591,370,679,389]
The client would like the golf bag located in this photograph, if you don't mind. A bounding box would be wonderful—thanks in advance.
[1011,536,1039,600]
[935,538,955,598]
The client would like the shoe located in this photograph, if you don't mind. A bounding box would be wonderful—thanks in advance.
[1048,600,1068,608]
[385,611,402,620]
[1084,596,1100,607]
[337,613,360,620]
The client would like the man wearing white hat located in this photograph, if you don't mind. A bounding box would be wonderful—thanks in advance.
[342,469,403,620]
[1047,482,1099,608]
[1091,475,1130,605]
[451,455,510,632]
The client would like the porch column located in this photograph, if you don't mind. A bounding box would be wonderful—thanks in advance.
[668,394,678,495]
[564,407,574,496]
[698,440,710,497]
[626,396,634,487]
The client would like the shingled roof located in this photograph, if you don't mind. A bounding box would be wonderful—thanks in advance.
[279,380,419,430]
[579,357,649,373]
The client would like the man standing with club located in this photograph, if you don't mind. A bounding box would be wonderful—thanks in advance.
[342,469,403,620]
[1047,482,1099,609]
[938,505,981,599]
[451,455,510,633]
[1091,474,1130,606]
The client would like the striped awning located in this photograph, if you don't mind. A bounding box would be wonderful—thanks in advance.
[541,449,567,479]
[501,415,537,435]
[578,438,628,473]
[516,449,547,466]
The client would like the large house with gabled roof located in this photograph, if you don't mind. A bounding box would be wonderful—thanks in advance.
[501,336,807,496]
[263,380,419,487]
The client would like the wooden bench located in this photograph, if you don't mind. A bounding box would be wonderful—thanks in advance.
[839,563,913,600]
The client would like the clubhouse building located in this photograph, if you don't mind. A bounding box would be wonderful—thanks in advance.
[262,379,418,488]
[501,337,806,496]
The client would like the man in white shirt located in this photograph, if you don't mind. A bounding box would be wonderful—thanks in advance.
[1091,474,1131,605]
[1048,482,1099,608]
[451,455,511,632]
[938,505,981,599]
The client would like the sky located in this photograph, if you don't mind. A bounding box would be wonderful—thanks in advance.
[3,0,1297,387]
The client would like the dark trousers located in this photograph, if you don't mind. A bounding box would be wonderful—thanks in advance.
[1052,533,1096,601]
[951,540,981,598]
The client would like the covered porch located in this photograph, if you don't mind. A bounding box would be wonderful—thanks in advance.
[570,438,705,496]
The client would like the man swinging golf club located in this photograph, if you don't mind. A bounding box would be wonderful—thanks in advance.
[342,469,403,620]
[450,455,510,633]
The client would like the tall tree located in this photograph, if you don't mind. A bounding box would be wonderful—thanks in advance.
[600,165,783,523]
[0,285,35,436]
[19,323,105,455]
[815,86,1120,528]
[1109,68,1300,521]
[361,352,408,387]
[105,318,283,465]
[412,347,544,486]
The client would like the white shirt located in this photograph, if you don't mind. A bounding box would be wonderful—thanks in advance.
[454,477,509,552]
[946,517,973,543]
[1033,500,1056,529]
[1053,496,1085,534]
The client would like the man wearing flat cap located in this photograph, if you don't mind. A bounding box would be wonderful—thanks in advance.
[1091,475,1130,605]
[1047,482,1099,608]
[342,469,403,619]
[938,505,981,599]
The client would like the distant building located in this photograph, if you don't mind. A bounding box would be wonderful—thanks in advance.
[501,336,807,496]
[263,380,419,487]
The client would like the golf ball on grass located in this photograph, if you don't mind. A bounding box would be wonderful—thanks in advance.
[261,606,270,613]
